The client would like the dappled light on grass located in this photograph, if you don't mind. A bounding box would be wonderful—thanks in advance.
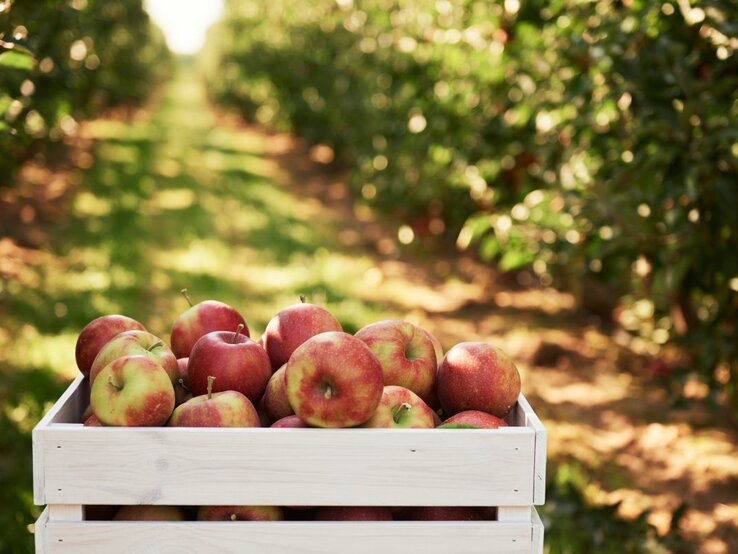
[2,59,738,552]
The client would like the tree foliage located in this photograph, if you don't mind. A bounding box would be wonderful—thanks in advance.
[203,0,738,415]
[0,0,171,183]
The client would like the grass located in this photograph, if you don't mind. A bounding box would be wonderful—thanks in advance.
[0,68,396,553]
[0,65,712,553]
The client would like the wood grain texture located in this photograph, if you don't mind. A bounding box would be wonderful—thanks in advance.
[33,375,87,504]
[34,507,48,554]
[531,506,545,554]
[516,394,547,505]
[38,425,534,506]
[34,378,547,508]
[497,506,531,522]
[38,519,536,554]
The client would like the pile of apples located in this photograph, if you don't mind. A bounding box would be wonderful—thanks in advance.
[77,291,522,431]
[76,291,523,521]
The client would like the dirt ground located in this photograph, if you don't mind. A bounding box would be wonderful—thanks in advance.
[251,121,738,553]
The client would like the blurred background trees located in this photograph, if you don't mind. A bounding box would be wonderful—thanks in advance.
[0,0,171,183]
[202,0,738,418]
[1,0,737,551]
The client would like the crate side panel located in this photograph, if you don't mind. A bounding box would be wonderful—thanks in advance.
[41,521,534,554]
[531,506,545,554]
[41,427,535,506]
[33,376,87,504]
[517,394,547,504]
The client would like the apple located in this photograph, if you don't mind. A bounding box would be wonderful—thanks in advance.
[169,376,260,427]
[270,414,309,428]
[261,365,294,422]
[399,506,482,521]
[355,320,438,400]
[90,355,175,426]
[89,330,178,385]
[197,505,284,521]
[437,342,521,418]
[174,357,192,406]
[188,326,271,404]
[170,289,248,359]
[315,506,393,521]
[442,410,508,429]
[83,413,103,426]
[361,385,435,429]
[262,298,342,371]
[114,505,186,521]
[285,331,383,428]
[75,314,146,377]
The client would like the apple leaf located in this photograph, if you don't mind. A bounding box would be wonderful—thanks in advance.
[436,423,483,429]
[0,50,36,71]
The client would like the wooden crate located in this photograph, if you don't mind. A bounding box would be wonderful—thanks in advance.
[33,375,546,553]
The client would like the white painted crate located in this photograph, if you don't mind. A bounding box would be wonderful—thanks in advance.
[33,375,546,554]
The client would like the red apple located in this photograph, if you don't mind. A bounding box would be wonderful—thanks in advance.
[262,299,342,371]
[437,342,521,418]
[89,330,178,385]
[400,506,482,521]
[261,365,294,422]
[83,413,103,426]
[90,355,175,426]
[174,357,192,406]
[197,505,284,521]
[170,289,248,359]
[270,414,310,428]
[442,410,508,429]
[188,326,271,404]
[285,331,383,428]
[75,314,146,377]
[113,505,186,521]
[187,329,272,405]
[355,320,438,400]
[361,385,435,429]
[169,376,260,427]
[315,506,393,521]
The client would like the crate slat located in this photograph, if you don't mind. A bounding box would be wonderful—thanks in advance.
[37,513,539,554]
[34,376,545,507]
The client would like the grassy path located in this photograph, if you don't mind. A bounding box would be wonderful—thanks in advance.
[1,67,737,553]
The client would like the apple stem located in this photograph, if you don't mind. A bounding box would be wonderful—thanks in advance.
[107,375,123,391]
[181,288,194,307]
[230,513,237,521]
[323,384,333,400]
[299,294,306,303]
[147,339,164,352]
[178,378,190,392]
[207,376,215,400]
[392,402,412,424]
[233,324,245,343]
